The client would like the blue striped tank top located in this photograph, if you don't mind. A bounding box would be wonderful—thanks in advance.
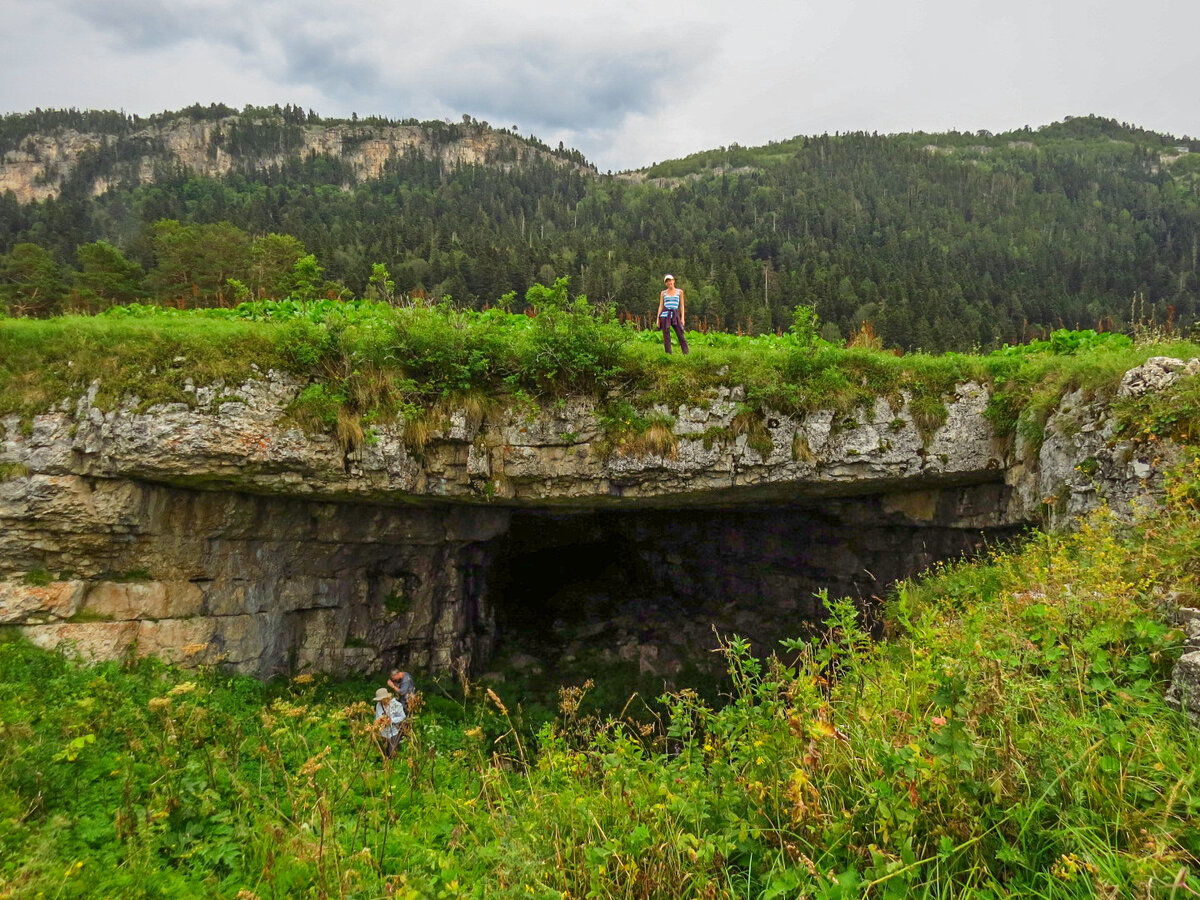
[662,290,681,311]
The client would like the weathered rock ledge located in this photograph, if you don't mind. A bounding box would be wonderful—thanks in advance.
[0,361,1191,678]
[7,373,1014,506]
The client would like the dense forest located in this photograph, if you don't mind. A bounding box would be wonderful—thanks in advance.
[2,106,1199,350]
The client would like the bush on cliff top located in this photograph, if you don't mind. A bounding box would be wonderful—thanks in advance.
[2,287,1200,451]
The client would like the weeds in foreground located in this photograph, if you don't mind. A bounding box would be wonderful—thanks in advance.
[3,458,1200,898]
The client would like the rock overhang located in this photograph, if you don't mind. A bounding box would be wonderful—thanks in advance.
[1,359,1191,676]
[2,373,1014,512]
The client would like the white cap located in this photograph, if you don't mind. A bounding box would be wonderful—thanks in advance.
[664,274,675,282]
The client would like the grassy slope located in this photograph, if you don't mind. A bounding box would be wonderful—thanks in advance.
[3,297,1200,457]
[2,303,1200,897]
[1,458,1198,898]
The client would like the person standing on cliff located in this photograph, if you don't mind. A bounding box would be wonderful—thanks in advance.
[656,274,689,355]
[373,687,406,757]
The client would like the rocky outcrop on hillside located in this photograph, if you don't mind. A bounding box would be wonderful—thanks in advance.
[0,118,586,203]
[2,374,1011,507]
[1016,356,1200,528]
[0,360,1194,678]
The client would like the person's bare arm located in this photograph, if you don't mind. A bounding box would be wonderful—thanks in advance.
[680,290,686,327]
[656,290,665,319]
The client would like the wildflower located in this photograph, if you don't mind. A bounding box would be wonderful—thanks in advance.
[182,642,210,657]
[931,715,947,727]
[148,696,172,712]
[1051,853,1096,880]
[167,681,197,697]
[464,727,483,740]
[292,673,314,684]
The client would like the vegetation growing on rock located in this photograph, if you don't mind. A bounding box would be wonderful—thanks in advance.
[3,287,1199,459]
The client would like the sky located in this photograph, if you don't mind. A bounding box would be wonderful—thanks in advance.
[1,0,1197,172]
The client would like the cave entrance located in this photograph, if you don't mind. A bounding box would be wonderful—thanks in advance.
[481,483,1020,700]
[488,513,657,650]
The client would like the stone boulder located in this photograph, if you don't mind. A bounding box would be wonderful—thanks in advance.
[1117,357,1200,398]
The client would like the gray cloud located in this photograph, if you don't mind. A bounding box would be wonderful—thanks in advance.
[44,0,694,142]
[433,39,692,131]
[273,30,385,100]
[10,0,1200,171]
[54,0,254,52]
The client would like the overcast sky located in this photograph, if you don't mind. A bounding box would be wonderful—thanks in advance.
[2,0,1197,171]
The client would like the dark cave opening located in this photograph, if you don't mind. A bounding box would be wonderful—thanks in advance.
[488,514,658,642]
[481,485,1022,695]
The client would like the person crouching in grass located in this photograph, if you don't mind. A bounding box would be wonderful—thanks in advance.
[373,687,406,757]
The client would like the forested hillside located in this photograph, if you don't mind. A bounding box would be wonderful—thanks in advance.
[2,107,1199,350]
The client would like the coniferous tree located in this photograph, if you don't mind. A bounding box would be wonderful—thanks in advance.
[73,240,145,309]
[1,242,67,316]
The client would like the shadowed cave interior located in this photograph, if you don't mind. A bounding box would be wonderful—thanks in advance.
[480,494,1020,699]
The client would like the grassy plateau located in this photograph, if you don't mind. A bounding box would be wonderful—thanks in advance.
[3,281,1199,454]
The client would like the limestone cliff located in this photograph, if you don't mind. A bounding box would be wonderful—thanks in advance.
[0,361,1189,678]
[0,118,588,204]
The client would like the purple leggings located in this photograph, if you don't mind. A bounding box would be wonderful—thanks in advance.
[660,309,689,354]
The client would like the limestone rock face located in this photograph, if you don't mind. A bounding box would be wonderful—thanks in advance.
[0,119,588,204]
[1167,607,1200,724]
[1007,356,1199,528]
[1,476,509,676]
[2,373,1016,507]
[1167,653,1200,725]
[0,360,1194,677]
[1118,357,1200,398]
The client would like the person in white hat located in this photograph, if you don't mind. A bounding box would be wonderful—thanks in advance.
[373,687,406,757]
[655,274,689,355]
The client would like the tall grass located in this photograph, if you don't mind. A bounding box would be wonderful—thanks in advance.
[3,456,1200,898]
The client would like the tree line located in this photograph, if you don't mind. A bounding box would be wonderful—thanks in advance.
[2,110,1199,350]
